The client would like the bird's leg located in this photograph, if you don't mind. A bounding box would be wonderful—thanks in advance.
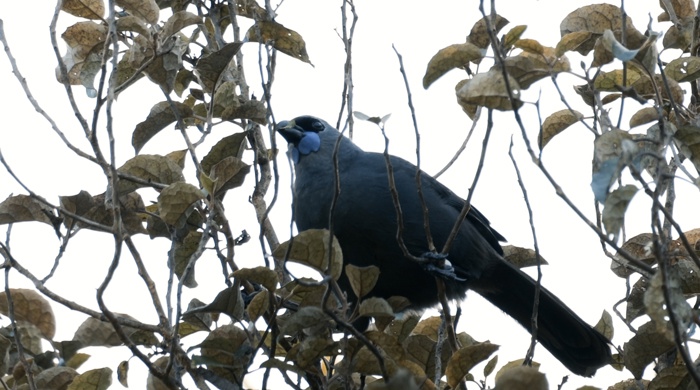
[419,252,467,282]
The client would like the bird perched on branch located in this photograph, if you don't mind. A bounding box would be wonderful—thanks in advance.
[276,115,611,376]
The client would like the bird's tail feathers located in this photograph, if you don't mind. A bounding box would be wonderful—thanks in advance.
[469,261,611,376]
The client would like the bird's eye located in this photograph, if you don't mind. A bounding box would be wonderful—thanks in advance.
[312,121,324,131]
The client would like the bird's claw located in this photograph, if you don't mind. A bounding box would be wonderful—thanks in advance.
[420,252,467,282]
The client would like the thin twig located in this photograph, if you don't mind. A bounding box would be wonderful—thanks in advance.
[509,137,543,366]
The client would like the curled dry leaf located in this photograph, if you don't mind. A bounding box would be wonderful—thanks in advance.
[273,229,343,281]
[663,16,694,51]
[157,182,205,228]
[611,233,655,278]
[591,129,637,203]
[246,290,269,322]
[358,297,394,319]
[344,264,380,299]
[503,46,570,89]
[209,156,251,196]
[221,99,267,124]
[281,306,332,336]
[594,310,614,341]
[644,267,692,343]
[116,154,185,194]
[660,0,697,20]
[201,132,248,174]
[72,315,157,347]
[0,194,56,227]
[502,25,527,50]
[200,323,253,384]
[57,22,108,86]
[674,125,700,173]
[493,366,547,390]
[513,39,544,55]
[143,36,188,94]
[172,230,202,288]
[593,68,645,91]
[560,3,644,55]
[294,336,336,370]
[61,0,104,19]
[555,31,595,58]
[195,42,244,93]
[69,367,112,390]
[538,109,583,150]
[665,56,700,83]
[246,21,312,65]
[0,289,55,339]
[422,42,483,89]
[32,366,79,390]
[132,101,194,153]
[445,342,499,389]
[629,107,660,129]
[117,360,129,387]
[182,298,212,332]
[456,69,522,112]
[386,313,420,343]
[161,11,202,40]
[602,185,638,242]
[467,14,509,50]
[501,245,549,268]
[623,321,676,379]
[116,0,159,24]
[115,16,149,36]
[187,285,244,320]
[232,266,279,292]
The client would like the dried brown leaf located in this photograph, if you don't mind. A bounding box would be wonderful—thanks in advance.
[0,289,55,339]
[445,342,499,388]
[629,107,660,128]
[501,245,549,268]
[456,69,522,111]
[62,0,105,19]
[674,125,700,173]
[161,11,202,39]
[195,42,244,93]
[273,229,343,281]
[201,324,253,383]
[116,154,185,194]
[232,266,279,292]
[246,21,311,65]
[665,56,700,83]
[344,264,380,299]
[602,185,638,242]
[157,182,204,228]
[538,109,583,150]
[132,101,194,153]
[201,132,248,174]
[0,195,55,226]
[467,15,509,49]
[67,367,112,390]
[116,0,159,24]
[422,43,482,88]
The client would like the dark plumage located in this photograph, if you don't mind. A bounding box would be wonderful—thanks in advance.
[277,115,611,376]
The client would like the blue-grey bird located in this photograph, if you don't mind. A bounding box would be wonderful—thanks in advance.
[277,115,611,376]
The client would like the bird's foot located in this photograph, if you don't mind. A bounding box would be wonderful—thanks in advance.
[420,252,467,282]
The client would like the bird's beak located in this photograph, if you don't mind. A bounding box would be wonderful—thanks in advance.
[276,120,303,145]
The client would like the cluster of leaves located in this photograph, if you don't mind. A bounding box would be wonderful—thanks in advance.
[0,0,314,388]
[420,1,700,388]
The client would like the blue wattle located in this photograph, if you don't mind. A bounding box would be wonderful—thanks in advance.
[297,132,321,155]
[291,132,321,163]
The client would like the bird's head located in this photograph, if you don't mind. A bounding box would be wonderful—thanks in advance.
[276,115,332,163]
